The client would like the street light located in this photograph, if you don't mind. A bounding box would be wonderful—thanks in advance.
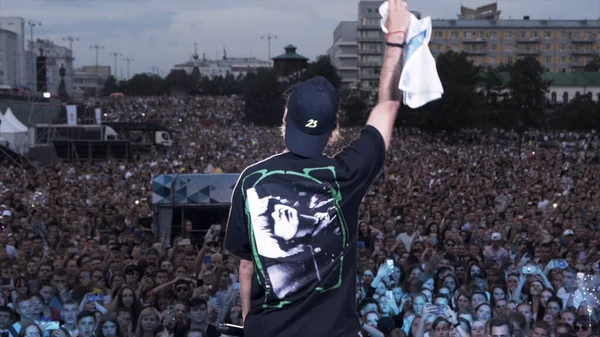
[123,57,134,79]
[108,52,122,77]
[62,36,79,52]
[26,20,42,51]
[90,44,104,98]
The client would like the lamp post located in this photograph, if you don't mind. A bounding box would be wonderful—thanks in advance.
[90,44,104,98]
[123,57,134,79]
[261,32,278,61]
[108,52,121,77]
[62,36,79,54]
[26,20,42,51]
[26,20,42,90]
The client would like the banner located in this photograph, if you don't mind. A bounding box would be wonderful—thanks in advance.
[94,108,102,124]
[66,105,77,125]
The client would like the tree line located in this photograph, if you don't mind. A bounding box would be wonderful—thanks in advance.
[102,53,600,131]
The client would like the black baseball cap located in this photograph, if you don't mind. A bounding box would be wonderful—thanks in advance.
[285,76,339,158]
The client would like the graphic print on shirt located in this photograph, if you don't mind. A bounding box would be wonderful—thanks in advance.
[242,167,347,307]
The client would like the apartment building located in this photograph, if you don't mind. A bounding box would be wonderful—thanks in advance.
[357,1,421,89]
[430,18,600,72]
[0,17,27,87]
[356,1,600,90]
[0,29,18,86]
[328,21,360,89]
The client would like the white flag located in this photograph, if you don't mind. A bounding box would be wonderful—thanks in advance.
[95,108,102,124]
[66,105,77,125]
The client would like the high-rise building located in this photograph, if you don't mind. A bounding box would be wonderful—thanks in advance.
[327,21,359,89]
[0,17,27,87]
[429,18,600,72]
[0,29,18,86]
[357,1,421,89]
[356,1,600,90]
[31,39,74,95]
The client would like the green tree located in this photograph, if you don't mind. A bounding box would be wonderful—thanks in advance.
[242,68,284,125]
[585,55,600,72]
[416,51,480,131]
[339,88,370,126]
[102,75,120,96]
[303,55,341,90]
[189,66,202,95]
[507,56,551,127]
[221,72,241,95]
[550,94,600,130]
[480,67,504,104]
[208,76,223,96]
[123,73,166,96]
[197,76,213,95]
[164,69,190,95]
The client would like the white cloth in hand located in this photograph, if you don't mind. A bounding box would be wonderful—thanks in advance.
[379,1,444,109]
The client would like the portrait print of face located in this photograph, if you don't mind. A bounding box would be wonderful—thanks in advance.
[246,177,344,300]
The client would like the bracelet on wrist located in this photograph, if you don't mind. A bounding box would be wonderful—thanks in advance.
[386,41,406,48]
[453,322,461,328]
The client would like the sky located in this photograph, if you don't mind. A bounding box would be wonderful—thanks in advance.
[2,0,600,78]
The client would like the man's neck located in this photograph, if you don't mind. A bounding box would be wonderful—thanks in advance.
[63,323,76,331]
[19,318,33,325]
[190,322,207,330]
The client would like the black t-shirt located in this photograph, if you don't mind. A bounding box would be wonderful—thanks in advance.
[174,324,219,337]
[225,126,386,337]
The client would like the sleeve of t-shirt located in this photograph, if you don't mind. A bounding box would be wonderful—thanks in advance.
[334,125,386,190]
[224,174,253,261]
[365,285,376,298]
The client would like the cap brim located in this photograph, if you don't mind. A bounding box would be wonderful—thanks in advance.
[285,119,331,158]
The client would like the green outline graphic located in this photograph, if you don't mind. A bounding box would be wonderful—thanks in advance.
[241,167,347,309]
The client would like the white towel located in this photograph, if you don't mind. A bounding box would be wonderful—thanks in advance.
[379,1,443,109]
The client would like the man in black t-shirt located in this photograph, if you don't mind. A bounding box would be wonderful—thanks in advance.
[174,298,219,337]
[224,3,411,336]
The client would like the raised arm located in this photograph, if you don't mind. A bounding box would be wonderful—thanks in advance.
[367,0,411,150]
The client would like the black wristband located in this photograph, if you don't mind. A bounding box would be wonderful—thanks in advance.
[453,322,461,328]
[386,41,405,48]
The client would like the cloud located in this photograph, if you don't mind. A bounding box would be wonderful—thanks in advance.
[3,0,599,77]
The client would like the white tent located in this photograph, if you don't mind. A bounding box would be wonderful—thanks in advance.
[0,109,28,155]
[3,108,27,132]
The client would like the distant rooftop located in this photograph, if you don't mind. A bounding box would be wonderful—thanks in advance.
[272,45,309,61]
[459,2,501,20]
[433,18,600,28]
[174,56,270,68]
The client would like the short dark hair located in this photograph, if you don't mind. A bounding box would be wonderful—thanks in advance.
[487,317,513,336]
[533,320,551,333]
[507,312,526,329]
[77,310,96,323]
[0,305,14,319]
[547,296,563,308]
[53,268,67,277]
[358,298,378,314]
[188,297,207,310]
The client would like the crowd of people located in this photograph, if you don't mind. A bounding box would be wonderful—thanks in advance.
[0,94,599,337]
